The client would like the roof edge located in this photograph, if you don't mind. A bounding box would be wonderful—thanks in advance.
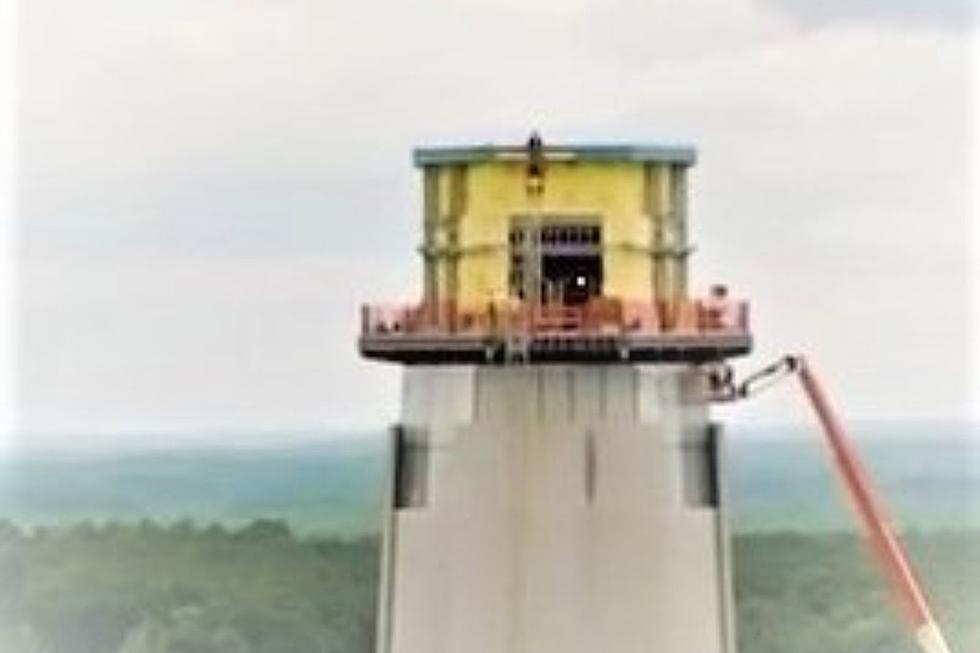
[413,143,697,167]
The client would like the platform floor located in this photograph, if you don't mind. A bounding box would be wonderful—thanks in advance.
[360,331,752,364]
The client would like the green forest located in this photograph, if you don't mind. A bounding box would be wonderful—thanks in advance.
[0,520,377,653]
[0,520,976,653]
[733,531,979,653]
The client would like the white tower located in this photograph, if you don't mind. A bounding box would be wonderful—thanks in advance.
[360,139,752,653]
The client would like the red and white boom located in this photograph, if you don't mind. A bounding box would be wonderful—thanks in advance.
[729,355,952,653]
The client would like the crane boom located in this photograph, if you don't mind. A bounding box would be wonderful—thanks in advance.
[727,355,953,653]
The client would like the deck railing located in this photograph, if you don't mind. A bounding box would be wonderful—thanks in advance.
[360,297,749,339]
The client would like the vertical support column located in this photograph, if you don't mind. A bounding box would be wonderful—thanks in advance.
[643,164,661,302]
[646,164,692,326]
[646,164,673,324]
[669,164,690,297]
[422,167,440,319]
[445,165,467,327]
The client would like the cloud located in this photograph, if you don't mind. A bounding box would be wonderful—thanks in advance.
[761,0,976,31]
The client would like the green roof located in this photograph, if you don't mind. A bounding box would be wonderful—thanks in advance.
[413,143,697,167]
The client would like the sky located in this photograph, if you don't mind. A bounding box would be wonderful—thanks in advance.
[2,0,978,445]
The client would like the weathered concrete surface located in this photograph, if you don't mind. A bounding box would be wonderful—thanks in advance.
[376,365,734,653]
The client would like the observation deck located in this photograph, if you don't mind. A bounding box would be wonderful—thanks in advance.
[359,297,752,365]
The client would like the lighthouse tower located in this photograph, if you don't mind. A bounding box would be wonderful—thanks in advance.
[359,137,752,653]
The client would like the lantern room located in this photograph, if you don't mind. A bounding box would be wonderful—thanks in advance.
[415,141,696,307]
[360,137,752,364]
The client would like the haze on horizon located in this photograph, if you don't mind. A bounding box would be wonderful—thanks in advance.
[5,0,979,446]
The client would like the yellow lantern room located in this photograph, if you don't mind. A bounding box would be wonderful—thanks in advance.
[417,140,694,307]
[360,135,751,364]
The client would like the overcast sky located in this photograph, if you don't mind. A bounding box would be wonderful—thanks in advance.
[6,0,979,445]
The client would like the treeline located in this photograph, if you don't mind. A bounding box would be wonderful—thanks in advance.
[0,520,976,653]
[733,531,980,653]
[0,519,378,653]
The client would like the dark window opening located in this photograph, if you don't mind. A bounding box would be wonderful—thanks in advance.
[681,423,720,509]
[542,253,602,305]
[392,425,429,509]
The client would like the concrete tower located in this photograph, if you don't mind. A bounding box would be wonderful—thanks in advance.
[360,138,752,653]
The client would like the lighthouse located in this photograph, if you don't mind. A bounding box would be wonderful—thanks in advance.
[359,136,752,653]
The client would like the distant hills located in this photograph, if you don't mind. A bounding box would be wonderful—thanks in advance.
[726,422,979,533]
[0,439,388,536]
[0,422,976,536]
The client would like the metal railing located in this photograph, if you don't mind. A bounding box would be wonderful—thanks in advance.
[360,297,749,339]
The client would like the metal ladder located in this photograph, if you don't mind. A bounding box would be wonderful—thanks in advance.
[505,132,545,365]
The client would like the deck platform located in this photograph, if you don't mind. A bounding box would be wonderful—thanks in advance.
[359,298,752,365]
[360,331,752,365]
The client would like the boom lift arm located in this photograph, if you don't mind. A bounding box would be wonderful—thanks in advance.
[718,355,953,653]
